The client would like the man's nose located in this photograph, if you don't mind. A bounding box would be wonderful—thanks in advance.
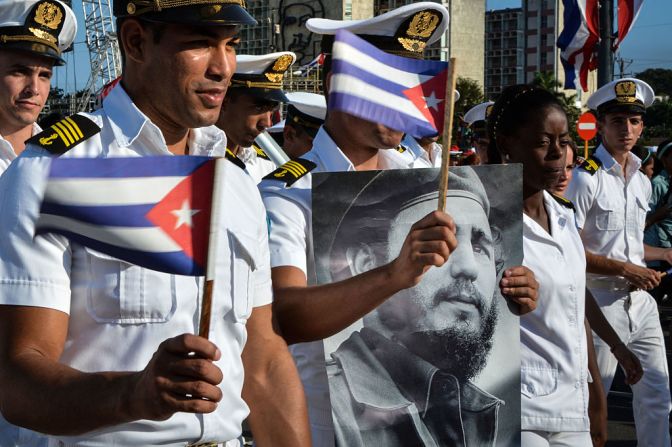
[449,240,478,281]
[207,44,234,83]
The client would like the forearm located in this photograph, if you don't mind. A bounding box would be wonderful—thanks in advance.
[585,251,626,276]
[585,288,622,349]
[585,319,605,392]
[243,308,311,446]
[644,243,669,262]
[274,264,403,344]
[0,353,137,435]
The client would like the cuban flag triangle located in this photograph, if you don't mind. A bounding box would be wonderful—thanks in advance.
[36,156,219,276]
[557,0,599,92]
[329,30,449,138]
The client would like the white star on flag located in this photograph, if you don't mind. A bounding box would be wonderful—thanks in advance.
[423,91,444,112]
[171,199,200,229]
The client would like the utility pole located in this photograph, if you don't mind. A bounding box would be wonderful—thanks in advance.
[598,0,614,87]
[616,56,633,78]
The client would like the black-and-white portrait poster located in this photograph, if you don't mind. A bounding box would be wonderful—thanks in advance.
[312,165,523,447]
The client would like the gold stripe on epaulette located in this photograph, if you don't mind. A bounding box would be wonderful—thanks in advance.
[65,117,84,139]
[55,122,75,145]
[51,125,70,147]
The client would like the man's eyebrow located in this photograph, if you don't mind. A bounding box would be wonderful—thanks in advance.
[473,226,493,244]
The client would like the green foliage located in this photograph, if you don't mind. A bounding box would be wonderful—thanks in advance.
[532,71,582,143]
[642,99,672,143]
[636,68,672,97]
[453,77,484,148]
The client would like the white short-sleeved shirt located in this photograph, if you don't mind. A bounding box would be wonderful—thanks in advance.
[237,144,277,184]
[0,85,273,447]
[0,123,41,175]
[521,191,589,432]
[565,144,650,285]
[399,134,443,168]
[258,126,423,436]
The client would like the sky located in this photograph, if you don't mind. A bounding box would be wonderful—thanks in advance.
[52,0,672,94]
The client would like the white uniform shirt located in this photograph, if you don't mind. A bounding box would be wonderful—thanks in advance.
[0,123,41,175]
[399,134,443,168]
[565,144,650,286]
[0,85,272,447]
[521,191,589,432]
[259,126,421,439]
[237,145,277,184]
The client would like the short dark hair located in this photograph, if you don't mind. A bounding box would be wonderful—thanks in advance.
[116,18,167,70]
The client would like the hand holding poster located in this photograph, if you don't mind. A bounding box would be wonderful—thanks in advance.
[312,165,523,447]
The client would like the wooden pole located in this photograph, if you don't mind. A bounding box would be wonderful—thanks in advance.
[438,58,458,212]
[199,158,225,339]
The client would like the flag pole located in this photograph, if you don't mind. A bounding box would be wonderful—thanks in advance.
[199,158,225,339]
[438,58,458,212]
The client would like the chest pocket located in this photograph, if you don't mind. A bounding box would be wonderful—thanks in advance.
[227,230,259,322]
[521,367,558,398]
[595,201,625,231]
[636,196,648,231]
[85,249,177,324]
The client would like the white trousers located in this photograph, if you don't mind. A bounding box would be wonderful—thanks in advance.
[590,288,671,447]
[521,430,592,447]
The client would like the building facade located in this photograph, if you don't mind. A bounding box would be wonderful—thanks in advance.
[485,7,524,97]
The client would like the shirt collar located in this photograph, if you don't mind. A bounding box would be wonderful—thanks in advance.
[595,143,642,176]
[102,83,226,157]
[0,122,41,161]
[311,126,413,171]
[402,134,428,161]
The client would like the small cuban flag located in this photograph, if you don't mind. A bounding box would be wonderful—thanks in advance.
[329,29,449,138]
[36,156,218,276]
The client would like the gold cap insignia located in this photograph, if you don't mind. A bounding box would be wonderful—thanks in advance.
[615,80,637,103]
[127,3,137,14]
[397,38,426,53]
[406,11,440,39]
[34,2,63,30]
[201,5,222,18]
[29,27,57,44]
[272,54,293,73]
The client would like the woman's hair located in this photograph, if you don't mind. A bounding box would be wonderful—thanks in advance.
[486,85,566,164]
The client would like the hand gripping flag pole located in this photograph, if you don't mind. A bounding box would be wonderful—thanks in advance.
[438,58,458,212]
[199,158,225,339]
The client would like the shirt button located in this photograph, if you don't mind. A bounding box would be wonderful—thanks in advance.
[575,381,581,389]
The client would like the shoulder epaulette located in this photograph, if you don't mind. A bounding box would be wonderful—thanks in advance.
[262,158,316,187]
[550,193,575,211]
[225,148,246,169]
[27,114,100,155]
[578,156,602,175]
[252,144,271,161]
[396,144,407,154]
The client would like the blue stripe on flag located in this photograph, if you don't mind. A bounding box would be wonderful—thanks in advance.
[335,29,447,76]
[331,59,409,98]
[557,0,582,51]
[36,228,203,276]
[40,203,155,228]
[48,156,213,179]
[561,58,577,90]
[330,91,437,138]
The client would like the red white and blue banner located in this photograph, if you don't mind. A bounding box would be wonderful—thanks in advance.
[36,157,216,276]
[614,0,645,50]
[329,30,449,138]
[557,0,599,92]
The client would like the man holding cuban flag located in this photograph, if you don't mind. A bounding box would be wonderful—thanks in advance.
[0,1,309,446]
[259,3,539,445]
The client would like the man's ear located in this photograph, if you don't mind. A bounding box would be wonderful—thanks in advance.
[496,134,509,161]
[119,19,148,65]
[325,71,333,96]
[597,117,606,136]
[345,244,377,276]
[283,123,297,144]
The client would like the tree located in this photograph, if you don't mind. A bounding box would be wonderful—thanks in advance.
[452,77,484,148]
[636,68,672,97]
[642,99,672,143]
[532,71,582,143]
